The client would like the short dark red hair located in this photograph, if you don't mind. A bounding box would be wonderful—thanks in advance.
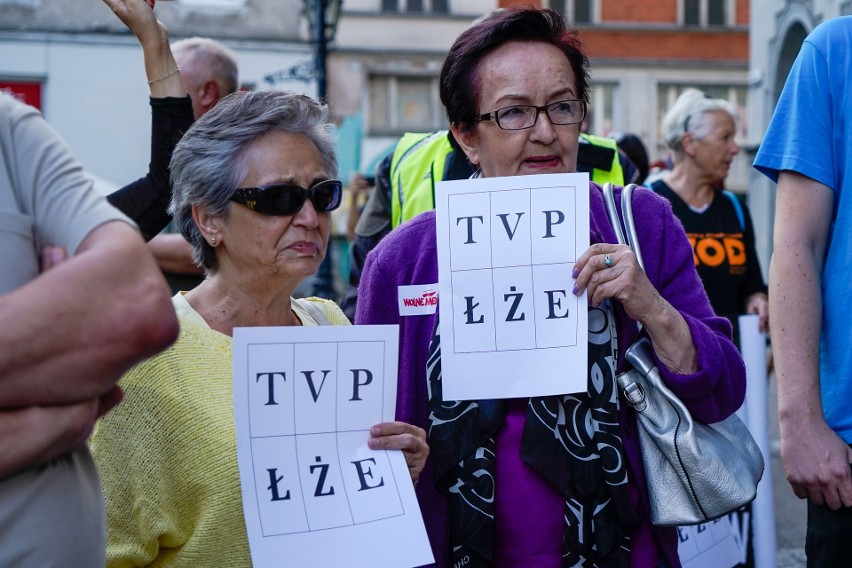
[439,7,590,133]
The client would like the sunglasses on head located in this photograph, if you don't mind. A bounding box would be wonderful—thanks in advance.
[230,179,343,216]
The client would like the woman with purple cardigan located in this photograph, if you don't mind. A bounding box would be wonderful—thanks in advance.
[356,8,745,568]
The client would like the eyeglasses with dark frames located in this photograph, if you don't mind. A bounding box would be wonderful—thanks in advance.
[230,179,343,216]
[475,99,587,131]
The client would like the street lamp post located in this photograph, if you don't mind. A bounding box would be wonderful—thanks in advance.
[312,0,328,99]
[263,1,341,92]
[303,0,342,101]
[302,0,343,299]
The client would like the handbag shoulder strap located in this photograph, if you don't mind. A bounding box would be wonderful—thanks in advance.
[297,298,332,326]
[603,183,644,333]
[603,183,645,271]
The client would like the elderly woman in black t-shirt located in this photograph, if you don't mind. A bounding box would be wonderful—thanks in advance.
[651,88,768,332]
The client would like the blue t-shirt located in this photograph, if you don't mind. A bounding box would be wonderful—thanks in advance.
[754,16,852,443]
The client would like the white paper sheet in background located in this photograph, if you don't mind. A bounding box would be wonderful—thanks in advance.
[435,173,590,400]
[678,516,743,568]
[679,315,775,568]
[233,324,433,568]
[738,314,776,568]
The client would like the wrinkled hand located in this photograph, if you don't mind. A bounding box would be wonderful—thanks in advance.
[573,242,697,373]
[781,419,852,509]
[0,386,122,480]
[102,0,165,46]
[745,292,769,332]
[572,243,659,321]
[368,421,429,484]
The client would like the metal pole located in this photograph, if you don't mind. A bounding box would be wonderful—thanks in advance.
[309,0,337,299]
[313,0,327,100]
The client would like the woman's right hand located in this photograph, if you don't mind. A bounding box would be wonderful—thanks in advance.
[101,0,184,98]
[102,0,162,45]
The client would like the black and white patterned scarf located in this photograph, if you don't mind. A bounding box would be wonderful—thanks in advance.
[428,302,638,567]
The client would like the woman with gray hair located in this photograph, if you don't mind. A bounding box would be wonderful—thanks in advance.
[89,89,428,567]
[651,88,768,332]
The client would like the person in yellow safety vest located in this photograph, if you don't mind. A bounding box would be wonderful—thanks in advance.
[389,130,626,229]
[340,130,636,320]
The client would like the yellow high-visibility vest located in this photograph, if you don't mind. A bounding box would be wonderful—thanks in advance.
[389,131,625,228]
[390,131,453,229]
[579,132,624,186]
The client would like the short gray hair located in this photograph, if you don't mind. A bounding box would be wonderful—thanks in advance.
[172,36,239,96]
[169,90,338,271]
[661,88,737,156]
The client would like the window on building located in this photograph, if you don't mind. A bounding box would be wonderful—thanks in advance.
[684,0,700,25]
[587,83,620,138]
[368,75,444,134]
[547,0,566,17]
[708,0,726,25]
[682,0,729,27]
[381,0,448,14]
[573,0,592,24]
[547,0,592,24]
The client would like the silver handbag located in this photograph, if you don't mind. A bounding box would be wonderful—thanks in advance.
[603,183,765,527]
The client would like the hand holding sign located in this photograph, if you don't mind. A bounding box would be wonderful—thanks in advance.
[368,422,429,484]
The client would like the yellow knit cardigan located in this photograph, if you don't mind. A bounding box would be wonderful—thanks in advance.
[89,294,349,567]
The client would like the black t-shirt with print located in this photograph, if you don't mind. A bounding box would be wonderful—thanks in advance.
[651,180,767,318]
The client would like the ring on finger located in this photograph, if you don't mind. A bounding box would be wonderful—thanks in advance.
[604,254,613,268]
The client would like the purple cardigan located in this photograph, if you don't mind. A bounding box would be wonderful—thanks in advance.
[356,183,745,568]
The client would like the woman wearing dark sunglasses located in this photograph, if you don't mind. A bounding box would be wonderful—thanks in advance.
[88,90,428,567]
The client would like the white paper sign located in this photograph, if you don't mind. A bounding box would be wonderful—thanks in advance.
[679,315,775,568]
[678,515,745,568]
[738,314,776,568]
[434,173,590,400]
[233,325,433,568]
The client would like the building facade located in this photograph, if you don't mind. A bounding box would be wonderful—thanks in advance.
[0,0,312,192]
[747,0,851,270]
[330,0,751,190]
[2,0,761,200]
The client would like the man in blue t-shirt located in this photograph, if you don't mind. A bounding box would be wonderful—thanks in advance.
[754,16,852,565]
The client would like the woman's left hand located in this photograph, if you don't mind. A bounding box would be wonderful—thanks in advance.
[573,243,697,374]
[572,243,660,320]
[745,292,769,332]
[368,421,428,484]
